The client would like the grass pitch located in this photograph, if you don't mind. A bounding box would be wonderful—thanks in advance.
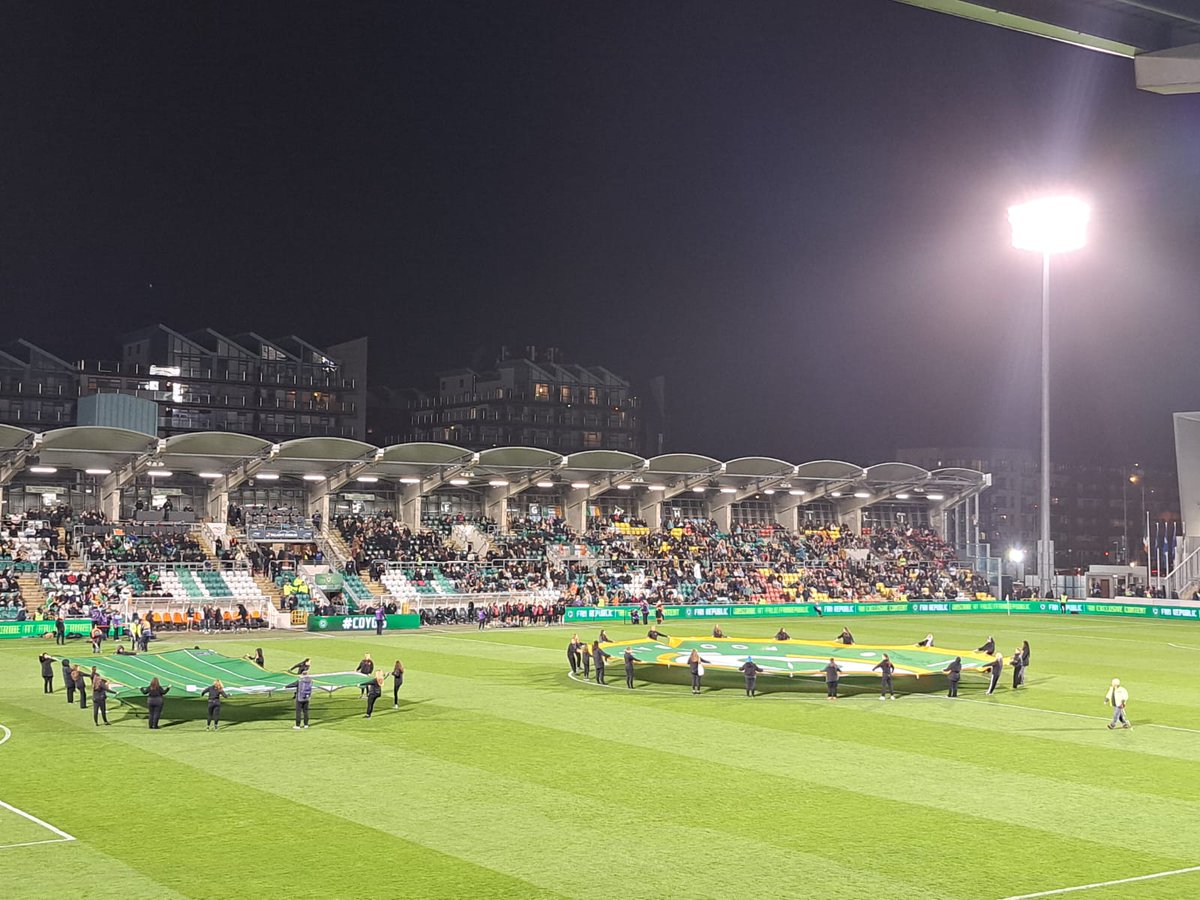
[2,614,1199,899]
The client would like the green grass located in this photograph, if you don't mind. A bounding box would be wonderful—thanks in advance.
[2,614,1200,899]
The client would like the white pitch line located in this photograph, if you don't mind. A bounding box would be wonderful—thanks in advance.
[0,837,76,851]
[0,724,10,747]
[1168,643,1200,651]
[995,864,1200,899]
[0,800,76,844]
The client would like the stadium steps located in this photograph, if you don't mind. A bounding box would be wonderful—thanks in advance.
[253,573,287,610]
[17,573,45,615]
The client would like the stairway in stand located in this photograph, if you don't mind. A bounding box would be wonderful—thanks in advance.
[17,573,47,616]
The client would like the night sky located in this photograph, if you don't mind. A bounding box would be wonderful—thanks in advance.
[3,1,1198,464]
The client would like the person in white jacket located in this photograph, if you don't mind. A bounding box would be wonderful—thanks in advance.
[1105,678,1131,729]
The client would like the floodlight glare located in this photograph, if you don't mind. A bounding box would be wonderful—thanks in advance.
[399,477,421,484]
[355,475,379,483]
[853,491,871,499]
[535,481,555,489]
[488,480,509,487]
[1008,548,1026,564]
[255,473,280,481]
[448,478,470,486]
[29,466,57,474]
[1007,196,1089,255]
[719,487,736,494]
[302,474,326,482]
[146,470,173,478]
[198,472,223,479]
[85,468,112,476]
[570,481,590,489]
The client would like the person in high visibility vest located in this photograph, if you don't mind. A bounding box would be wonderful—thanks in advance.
[1105,678,1131,729]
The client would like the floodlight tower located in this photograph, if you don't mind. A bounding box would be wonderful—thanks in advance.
[1007,196,1090,599]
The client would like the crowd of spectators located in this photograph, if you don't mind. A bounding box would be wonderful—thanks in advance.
[328,512,988,604]
[83,531,206,564]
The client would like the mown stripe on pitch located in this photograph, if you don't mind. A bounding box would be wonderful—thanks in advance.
[0,701,559,900]
[336,701,1184,897]
[406,667,1200,862]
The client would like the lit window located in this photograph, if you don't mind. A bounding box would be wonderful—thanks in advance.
[534,383,549,401]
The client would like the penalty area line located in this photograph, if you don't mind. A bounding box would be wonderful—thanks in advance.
[0,724,10,746]
[0,799,76,849]
[995,863,1200,899]
[1168,643,1200,651]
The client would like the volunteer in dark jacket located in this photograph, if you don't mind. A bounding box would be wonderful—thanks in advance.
[201,680,229,730]
[139,677,171,729]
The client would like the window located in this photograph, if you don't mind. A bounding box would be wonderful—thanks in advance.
[560,386,573,404]
[583,431,601,448]
[534,383,549,401]
[586,387,598,405]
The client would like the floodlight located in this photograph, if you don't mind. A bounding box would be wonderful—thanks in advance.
[1008,196,1089,255]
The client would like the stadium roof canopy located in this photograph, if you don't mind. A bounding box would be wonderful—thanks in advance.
[0,425,989,510]
[894,0,1200,93]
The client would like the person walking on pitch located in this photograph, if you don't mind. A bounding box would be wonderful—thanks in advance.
[388,659,405,708]
[74,665,88,708]
[687,648,710,695]
[623,648,636,688]
[984,653,1004,695]
[592,641,611,685]
[356,654,374,697]
[1105,678,1131,729]
[140,677,171,729]
[942,657,962,698]
[201,680,229,730]
[567,635,582,675]
[873,653,896,700]
[39,653,54,693]
[92,673,111,726]
[1010,646,1025,689]
[362,671,384,718]
[290,673,313,729]
[740,656,764,697]
[823,657,841,701]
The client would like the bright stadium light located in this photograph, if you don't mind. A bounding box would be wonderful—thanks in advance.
[303,474,325,482]
[926,493,944,501]
[895,493,910,500]
[719,487,736,494]
[535,481,555,488]
[830,491,842,498]
[1009,194,1089,597]
[85,468,112,476]
[617,484,632,490]
[198,472,223,479]
[1007,196,1090,254]
[399,477,421,484]
[356,475,379,483]
[29,466,57,474]
[256,473,280,481]
[853,491,871,499]
[691,486,705,493]
[648,484,666,492]
[788,489,804,496]
[763,489,775,495]
[147,470,172,478]
[1008,547,1026,564]
[449,478,470,486]
[570,481,590,490]
[488,479,509,487]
